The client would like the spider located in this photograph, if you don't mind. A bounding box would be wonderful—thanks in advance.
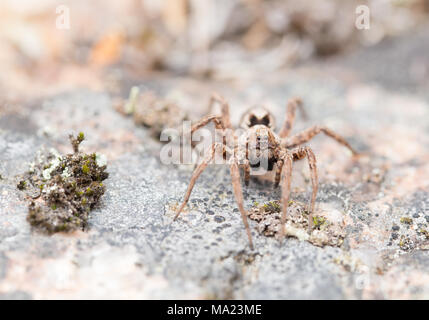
[174,93,357,249]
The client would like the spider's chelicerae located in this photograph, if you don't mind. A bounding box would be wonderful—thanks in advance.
[174,93,357,249]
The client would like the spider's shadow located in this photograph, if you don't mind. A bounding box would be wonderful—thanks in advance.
[242,176,281,200]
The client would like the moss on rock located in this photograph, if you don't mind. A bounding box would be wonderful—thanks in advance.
[19,133,108,234]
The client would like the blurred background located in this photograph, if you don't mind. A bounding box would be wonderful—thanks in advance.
[1,0,428,101]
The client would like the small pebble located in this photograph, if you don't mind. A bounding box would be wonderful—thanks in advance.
[212,227,222,234]
[214,215,226,223]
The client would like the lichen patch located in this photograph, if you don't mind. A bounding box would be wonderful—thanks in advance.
[248,200,346,247]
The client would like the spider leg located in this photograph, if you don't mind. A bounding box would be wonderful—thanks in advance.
[242,159,251,186]
[283,125,357,155]
[191,115,225,134]
[279,152,293,242]
[208,92,232,129]
[189,115,226,150]
[278,97,307,138]
[174,143,222,221]
[230,160,254,249]
[292,146,318,231]
[274,159,284,188]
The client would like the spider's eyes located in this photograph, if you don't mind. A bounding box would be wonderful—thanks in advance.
[249,115,258,126]
[261,115,271,126]
[248,114,271,127]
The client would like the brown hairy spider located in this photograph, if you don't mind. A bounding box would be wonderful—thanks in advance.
[174,93,357,249]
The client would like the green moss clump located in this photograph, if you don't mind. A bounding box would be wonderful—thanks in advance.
[77,132,85,142]
[22,133,109,234]
[400,217,413,225]
[399,235,412,250]
[70,132,85,153]
[312,216,327,229]
[263,201,281,213]
[82,164,90,174]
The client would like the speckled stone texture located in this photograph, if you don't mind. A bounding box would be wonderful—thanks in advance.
[1,27,429,299]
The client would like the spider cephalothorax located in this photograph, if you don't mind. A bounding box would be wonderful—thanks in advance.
[174,93,357,249]
[238,124,281,172]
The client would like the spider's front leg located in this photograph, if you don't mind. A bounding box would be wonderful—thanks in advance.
[230,158,254,249]
[277,146,318,240]
[242,159,251,186]
[174,142,224,221]
[278,151,293,241]
[191,115,225,134]
[274,159,284,188]
[190,115,227,150]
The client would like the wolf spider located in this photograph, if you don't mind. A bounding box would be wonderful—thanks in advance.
[174,93,357,249]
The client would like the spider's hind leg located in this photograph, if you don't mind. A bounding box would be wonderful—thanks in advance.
[285,125,357,155]
[278,97,307,138]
